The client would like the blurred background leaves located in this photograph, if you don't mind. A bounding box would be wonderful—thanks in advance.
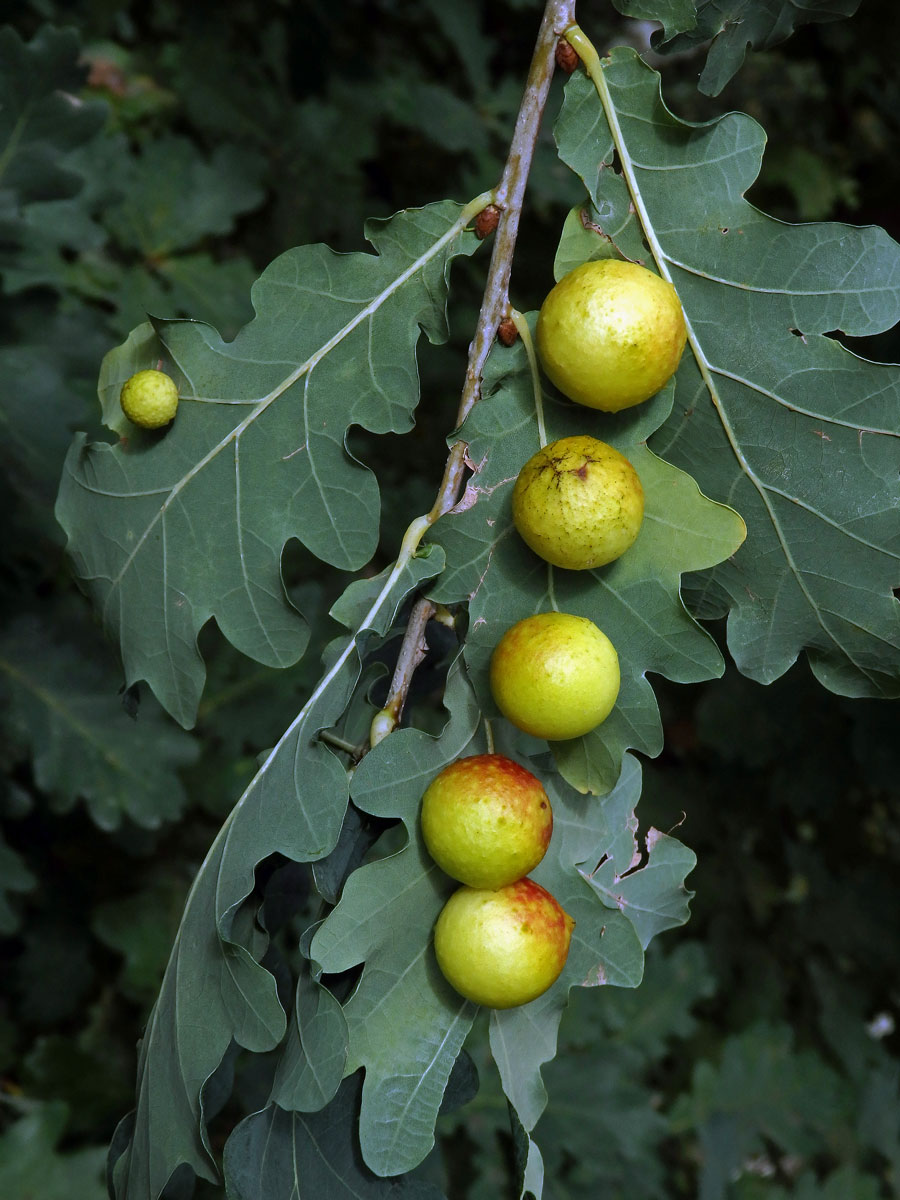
[1,1,898,1197]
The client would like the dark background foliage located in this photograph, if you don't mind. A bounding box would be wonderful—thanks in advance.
[0,1,898,1196]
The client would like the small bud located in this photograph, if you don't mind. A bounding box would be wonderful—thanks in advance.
[474,205,501,240]
[555,39,579,74]
[497,318,518,347]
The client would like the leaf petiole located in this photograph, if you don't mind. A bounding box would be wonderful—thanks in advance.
[510,307,547,448]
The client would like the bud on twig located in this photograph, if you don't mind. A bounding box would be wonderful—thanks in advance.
[475,205,501,239]
[555,38,579,74]
[497,317,519,346]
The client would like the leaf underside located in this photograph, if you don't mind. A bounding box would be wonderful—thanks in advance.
[556,52,900,699]
[56,201,479,727]
[109,550,446,1200]
[93,36,900,1200]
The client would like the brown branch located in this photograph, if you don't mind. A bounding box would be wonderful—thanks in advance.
[370,0,576,745]
[377,596,436,731]
[455,0,577,431]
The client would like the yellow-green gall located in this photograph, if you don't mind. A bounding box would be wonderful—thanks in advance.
[119,369,179,430]
[512,435,644,570]
[536,259,687,412]
[434,878,574,1009]
[490,612,620,741]
[420,754,552,890]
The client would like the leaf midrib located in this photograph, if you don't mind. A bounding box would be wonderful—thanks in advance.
[74,202,480,620]
[588,46,895,687]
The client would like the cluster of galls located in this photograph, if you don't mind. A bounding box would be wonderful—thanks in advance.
[427,222,688,1009]
[116,153,689,1012]
[421,754,571,1009]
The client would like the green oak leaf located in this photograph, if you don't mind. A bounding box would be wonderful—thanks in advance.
[555,52,900,699]
[579,824,696,949]
[428,322,745,796]
[57,200,481,726]
[110,547,444,1200]
[223,1075,444,1199]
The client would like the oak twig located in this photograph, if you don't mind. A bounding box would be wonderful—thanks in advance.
[370,0,577,746]
[375,597,436,736]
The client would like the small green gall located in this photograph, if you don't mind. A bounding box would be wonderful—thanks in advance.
[120,369,179,430]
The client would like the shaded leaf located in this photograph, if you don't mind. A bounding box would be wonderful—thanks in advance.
[0,613,198,830]
[0,1101,106,1200]
[311,802,383,905]
[589,939,716,1059]
[421,0,493,93]
[22,1006,135,1139]
[0,312,110,521]
[670,1021,853,1196]
[0,25,105,226]
[91,875,191,1003]
[223,1075,444,1200]
[856,1062,900,1183]
[381,80,489,155]
[556,53,900,698]
[610,0,697,40]
[0,828,36,935]
[3,127,261,340]
[57,200,481,726]
[539,1042,669,1200]
[733,1167,883,1200]
[103,136,265,257]
[655,0,863,95]
[94,254,258,343]
[9,917,95,1026]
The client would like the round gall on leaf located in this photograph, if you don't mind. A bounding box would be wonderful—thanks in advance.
[119,369,179,430]
[434,878,574,1009]
[490,612,620,741]
[420,754,552,889]
[536,259,687,412]
[512,434,644,570]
